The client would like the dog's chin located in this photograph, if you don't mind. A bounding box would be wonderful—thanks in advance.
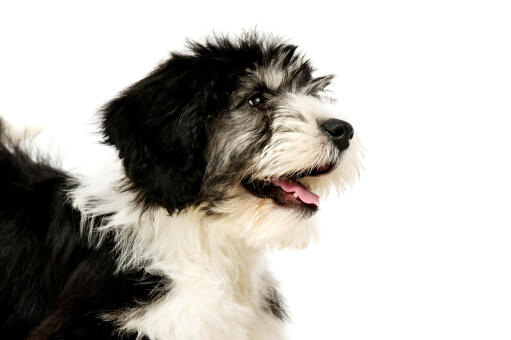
[205,166,340,250]
[206,191,320,249]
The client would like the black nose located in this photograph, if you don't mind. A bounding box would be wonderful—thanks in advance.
[321,119,354,151]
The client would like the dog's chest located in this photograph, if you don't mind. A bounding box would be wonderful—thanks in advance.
[117,266,287,340]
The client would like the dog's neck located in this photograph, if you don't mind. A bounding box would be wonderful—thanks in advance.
[121,207,267,293]
[71,166,268,297]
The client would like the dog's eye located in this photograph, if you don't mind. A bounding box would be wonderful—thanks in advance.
[248,93,266,109]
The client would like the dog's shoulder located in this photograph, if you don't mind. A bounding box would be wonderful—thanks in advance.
[0,138,168,339]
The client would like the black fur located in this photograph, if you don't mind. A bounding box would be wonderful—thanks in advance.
[264,287,288,321]
[0,138,168,339]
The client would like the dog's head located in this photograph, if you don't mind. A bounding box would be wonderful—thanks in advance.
[102,34,363,248]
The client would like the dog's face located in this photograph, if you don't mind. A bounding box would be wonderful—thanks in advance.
[102,35,362,249]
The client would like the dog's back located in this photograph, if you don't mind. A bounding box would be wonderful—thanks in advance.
[0,121,164,339]
[0,120,75,337]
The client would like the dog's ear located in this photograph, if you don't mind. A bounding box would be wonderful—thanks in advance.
[101,52,229,214]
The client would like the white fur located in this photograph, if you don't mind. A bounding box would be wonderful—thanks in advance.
[70,155,287,340]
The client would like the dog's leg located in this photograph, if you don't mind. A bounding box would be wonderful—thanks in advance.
[26,297,143,340]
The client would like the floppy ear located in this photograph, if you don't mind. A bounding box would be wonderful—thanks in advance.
[101,53,224,214]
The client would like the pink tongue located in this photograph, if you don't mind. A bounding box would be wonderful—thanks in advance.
[272,179,320,207]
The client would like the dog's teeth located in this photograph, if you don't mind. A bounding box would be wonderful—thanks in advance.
[293,193,299,199]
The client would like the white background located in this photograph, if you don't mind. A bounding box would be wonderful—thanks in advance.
[1,1,510,339]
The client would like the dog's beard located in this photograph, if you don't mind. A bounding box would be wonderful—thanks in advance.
[204,186,320,249]
[202,131,363,249]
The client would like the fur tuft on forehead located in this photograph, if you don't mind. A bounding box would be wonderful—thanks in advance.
[187,32,323,93]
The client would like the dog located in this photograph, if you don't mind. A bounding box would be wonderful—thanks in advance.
[0,33,362,339]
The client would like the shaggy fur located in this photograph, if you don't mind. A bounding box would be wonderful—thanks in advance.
[0,33,363,339]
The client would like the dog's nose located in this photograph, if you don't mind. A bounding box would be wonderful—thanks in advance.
[321,119,354,151]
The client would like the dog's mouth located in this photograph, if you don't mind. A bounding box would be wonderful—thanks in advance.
[242,163,334,213]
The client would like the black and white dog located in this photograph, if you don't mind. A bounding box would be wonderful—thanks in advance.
[0,33,362,339]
